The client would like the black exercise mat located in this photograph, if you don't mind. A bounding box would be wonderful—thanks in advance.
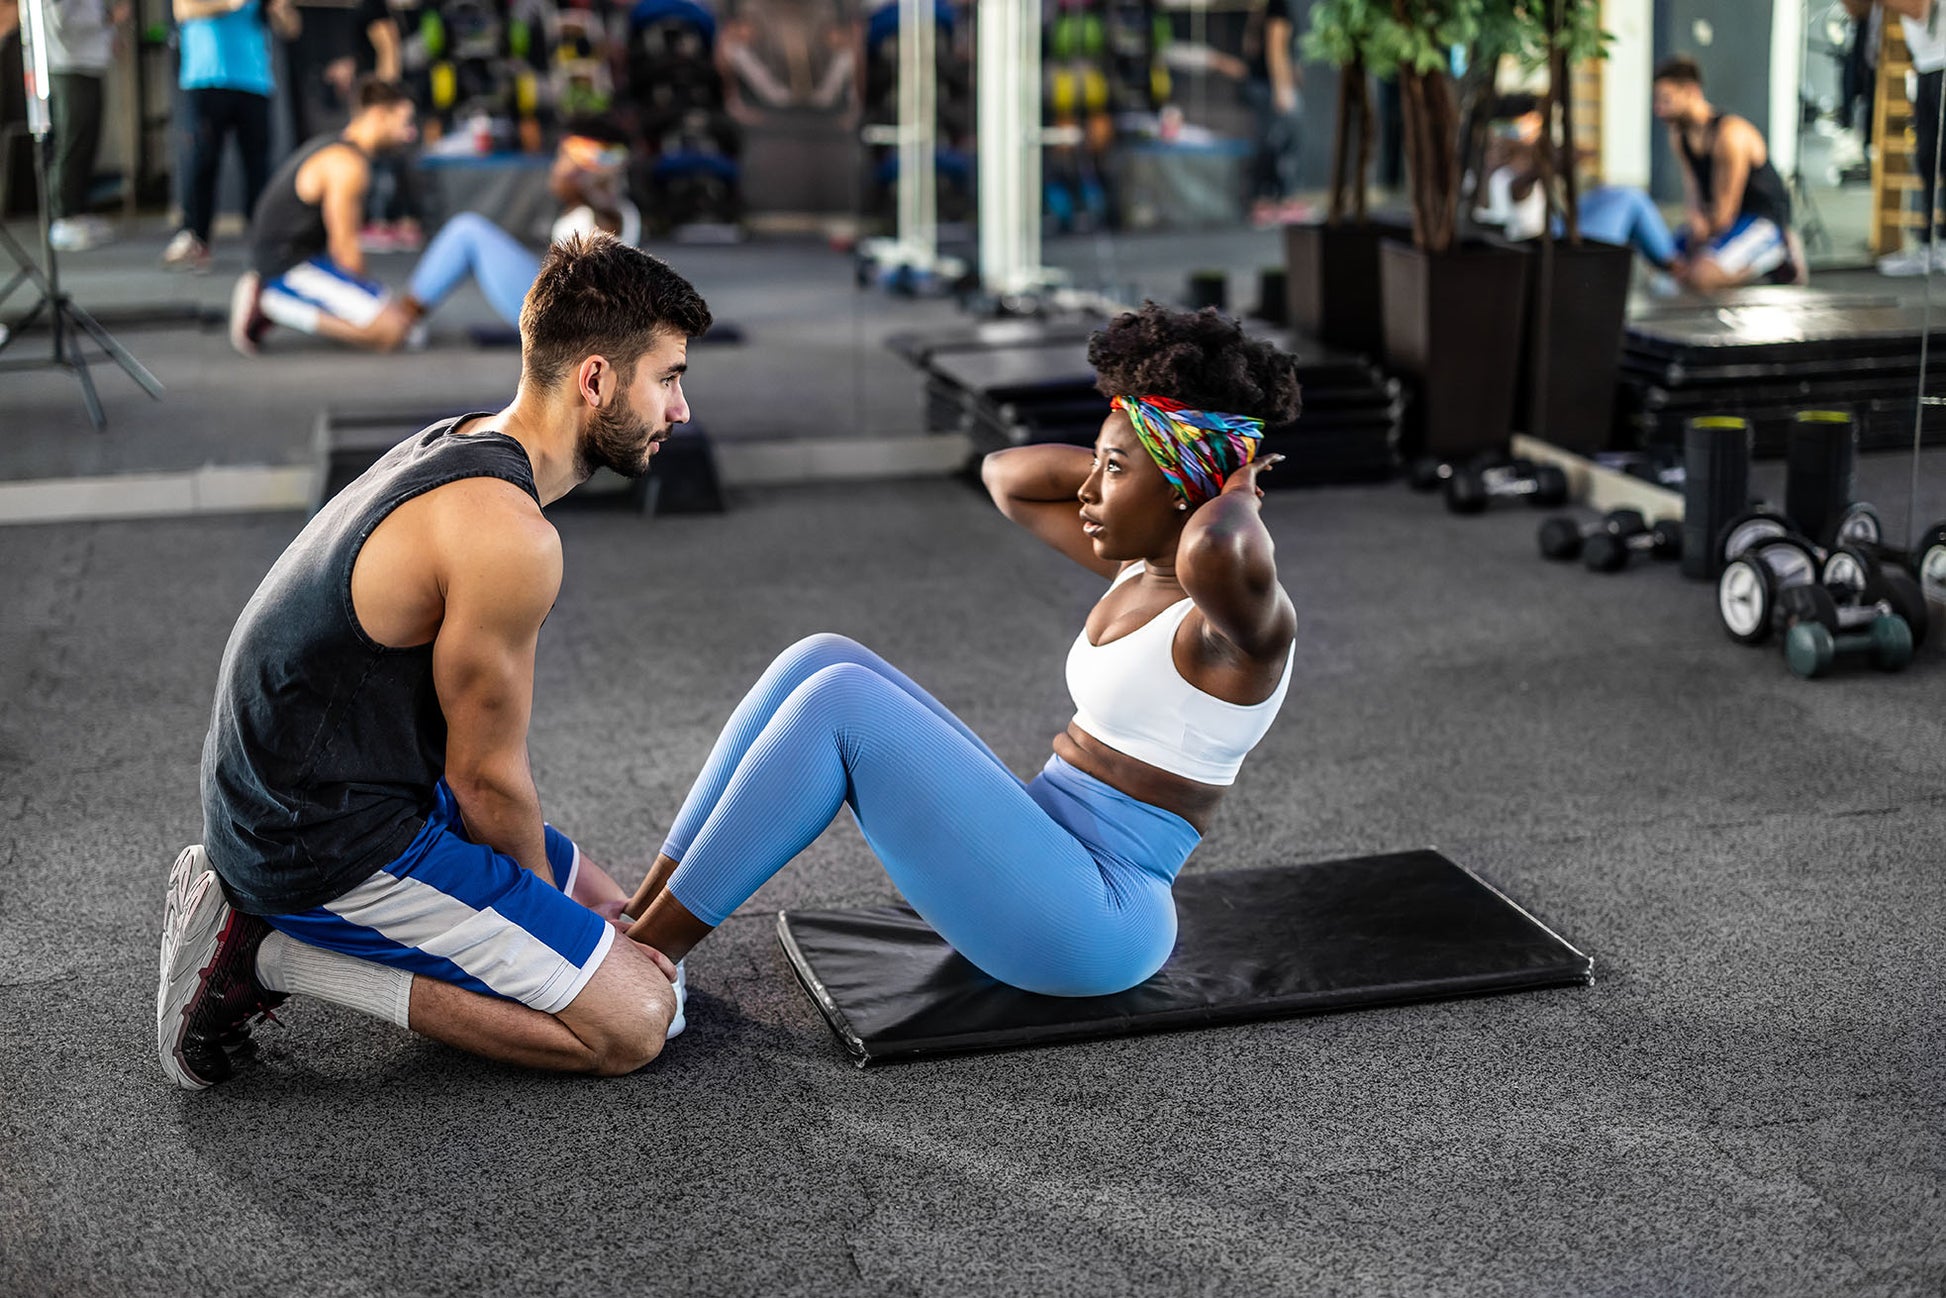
[777,849,1591,1065]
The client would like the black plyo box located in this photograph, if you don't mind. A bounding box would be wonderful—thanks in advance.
[778,849,1593,1066]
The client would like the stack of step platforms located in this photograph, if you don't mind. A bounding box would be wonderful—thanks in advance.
[1619,288,1946,457]
[900,319,1403,486]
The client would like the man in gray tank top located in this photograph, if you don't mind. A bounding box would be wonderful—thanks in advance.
[159,234,714,1089]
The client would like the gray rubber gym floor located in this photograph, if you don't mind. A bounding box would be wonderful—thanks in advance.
[3,462,1941,1297]
[4,231,1945,1297]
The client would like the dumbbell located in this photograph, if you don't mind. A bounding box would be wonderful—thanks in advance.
[1817,544,1931,649]
[1583,517,1683,572]
[1782,603,1914,679]
[1914,519,1946,610]
[1408,449,1511,493]
[1445,459,1570,515]
[1537,509,1646,561]
[1717,533,1821,645]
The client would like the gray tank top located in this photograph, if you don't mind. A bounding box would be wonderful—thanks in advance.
[201,418,538,914]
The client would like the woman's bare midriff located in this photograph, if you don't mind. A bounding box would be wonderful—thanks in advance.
[1052,723,1224,834]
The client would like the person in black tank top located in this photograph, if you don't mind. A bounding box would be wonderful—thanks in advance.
[227,77,420,356]
[1652,54,1804,292]
[160,235,716,1089]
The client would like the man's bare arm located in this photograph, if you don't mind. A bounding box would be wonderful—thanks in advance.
[432,485,563,886]
[1670,124,1706,236]
[320,152,371,277]
[1709,119,1757,234]
[368,15,401,80]
[1884,0,1928,20]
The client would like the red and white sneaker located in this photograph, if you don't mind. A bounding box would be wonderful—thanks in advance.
[156,846,287,1090]
[228,271,268,356]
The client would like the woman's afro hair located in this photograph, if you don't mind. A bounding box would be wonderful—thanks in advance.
[1087,302,1302,426]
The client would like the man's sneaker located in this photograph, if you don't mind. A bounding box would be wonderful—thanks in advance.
[666,960,687,1040]
[156,850,286,1090]
[49,218,99,252]
[161,229,212,274]
[228,271,267,356]
[1877,244,1934,277]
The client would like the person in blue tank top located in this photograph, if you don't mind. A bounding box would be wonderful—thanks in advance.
[157,235,713,1089]
[165,0,299,273]
[622,304,1302,997]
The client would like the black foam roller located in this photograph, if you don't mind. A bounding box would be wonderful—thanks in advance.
[1682,415,1750,580]
[1785,410,1855,550]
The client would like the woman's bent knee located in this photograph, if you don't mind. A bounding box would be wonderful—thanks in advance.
[782,631,866,668]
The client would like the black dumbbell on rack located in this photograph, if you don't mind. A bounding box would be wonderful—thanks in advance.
[1445,459,1570,515]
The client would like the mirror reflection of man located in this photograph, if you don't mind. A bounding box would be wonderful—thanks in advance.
[1652,55,1803,292]
[1859,0,1946,275]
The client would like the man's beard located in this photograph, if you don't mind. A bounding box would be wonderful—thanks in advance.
[577,400,657,480]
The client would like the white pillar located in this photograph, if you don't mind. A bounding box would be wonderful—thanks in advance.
[977,0,1046,295]
[1600,0,1654,188]
[896,0,939,265]
[1769,0,1803,179]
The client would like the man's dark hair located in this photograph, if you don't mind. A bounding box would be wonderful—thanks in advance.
[1653,55,1703,89]
[1087,302,1302,425]
[519,234,713,390]
[356,77,413,110]
[562,113,630,146]
[1493,93,1540,121]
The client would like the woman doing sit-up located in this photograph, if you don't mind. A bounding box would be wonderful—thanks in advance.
[624,303,1302,996]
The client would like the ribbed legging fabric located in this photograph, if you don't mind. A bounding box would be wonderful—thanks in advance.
[659,633,1192,996]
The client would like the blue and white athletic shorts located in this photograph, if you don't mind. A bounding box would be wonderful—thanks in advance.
[263,783,614,1015]
[1675,215,1789,280]
[258,255,391,335]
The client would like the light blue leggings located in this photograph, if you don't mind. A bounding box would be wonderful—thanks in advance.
[660,634,1201,996]
[406,211,540,326]
[1575,185,1678,269]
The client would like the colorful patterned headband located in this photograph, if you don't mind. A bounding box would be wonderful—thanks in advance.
[1110,394,1265,506]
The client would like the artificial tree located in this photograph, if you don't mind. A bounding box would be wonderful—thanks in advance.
[1302,0,1379,225]
[1521,0,1611,247]
[1357,0,1483,253]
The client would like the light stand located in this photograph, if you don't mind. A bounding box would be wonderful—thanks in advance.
[1787,1,1833,256]
[0,0,162,430]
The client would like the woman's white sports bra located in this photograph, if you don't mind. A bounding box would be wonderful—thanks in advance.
[1065,562,1292,787]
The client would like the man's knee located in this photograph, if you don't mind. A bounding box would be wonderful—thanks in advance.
[562,944,675,1075]
[583,1016,665,1076]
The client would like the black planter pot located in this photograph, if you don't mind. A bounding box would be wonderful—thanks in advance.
[1517,238,1634,454]
[1378,238,1532,459]
[1284,219,1409,355]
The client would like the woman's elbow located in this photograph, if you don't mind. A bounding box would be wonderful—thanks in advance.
[979,450,1015,505]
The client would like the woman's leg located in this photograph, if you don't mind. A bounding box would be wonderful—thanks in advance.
[405,212,542,324]
[628,633,1007,919]
[182,90,224,244]
[630,662,1177,995]
[1577,186,1676,269]
[235,90,275,227]
[659,633,1004,862]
